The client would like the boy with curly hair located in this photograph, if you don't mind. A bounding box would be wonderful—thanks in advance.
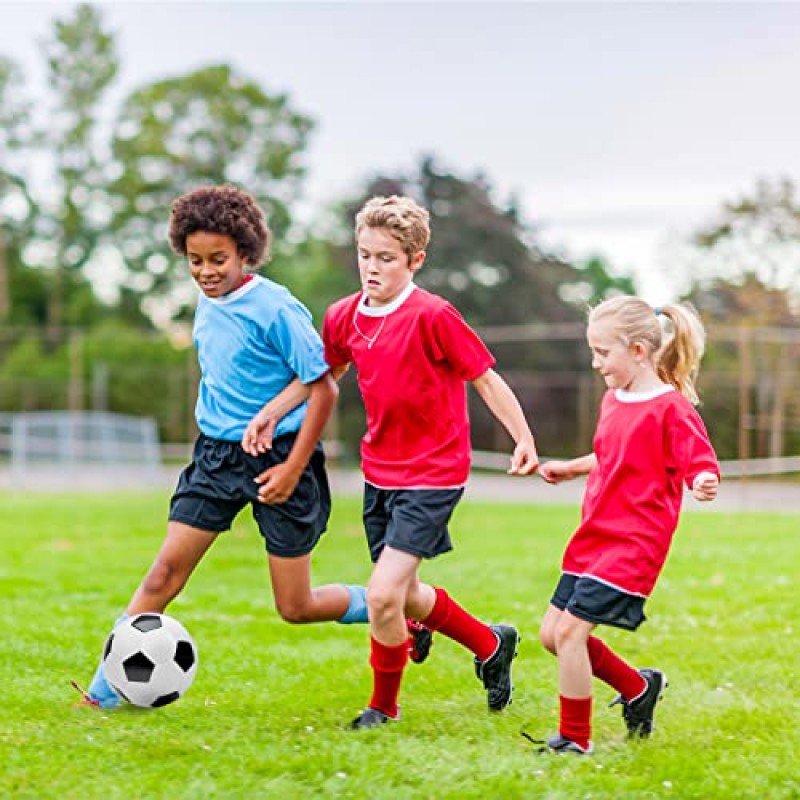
[75,185,410,708]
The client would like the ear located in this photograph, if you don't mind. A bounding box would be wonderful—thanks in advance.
[631,341,649,362]
[409,250,426,273]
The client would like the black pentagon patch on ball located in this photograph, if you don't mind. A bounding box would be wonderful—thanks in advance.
[174,640,196,672]
[123,651,156,683]
[132,614,163,633]
[103,633,114,660]
[151,691,180,708]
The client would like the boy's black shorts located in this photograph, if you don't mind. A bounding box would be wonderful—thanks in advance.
[169,432,331,558]
[362,484,464,563]
[550,573,647,631]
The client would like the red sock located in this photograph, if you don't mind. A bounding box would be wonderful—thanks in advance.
[587,636,647,700]
[559,695,592,750]
[420,587,497,662]
[368,637,408,718]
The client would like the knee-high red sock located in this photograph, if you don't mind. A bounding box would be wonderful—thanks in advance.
[420,587,497,662]
[559,695,592,750]
[368,637,408,718]
[587,636,647,700]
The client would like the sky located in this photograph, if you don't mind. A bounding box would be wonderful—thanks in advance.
[2,1,800,302]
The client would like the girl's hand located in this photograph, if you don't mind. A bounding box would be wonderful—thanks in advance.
[539,460,574,484]
[692,471,719,501]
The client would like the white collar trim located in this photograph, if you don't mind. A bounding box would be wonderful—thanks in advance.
[204,274,262,305]
[615,384,675,403]
[357,282,416,317]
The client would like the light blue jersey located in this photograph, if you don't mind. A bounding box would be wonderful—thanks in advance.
[193,275,329,441]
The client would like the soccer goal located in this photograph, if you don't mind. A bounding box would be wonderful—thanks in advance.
[0,411,162,489]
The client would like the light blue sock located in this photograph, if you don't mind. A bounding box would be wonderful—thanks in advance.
[338,585,369,624]
[87,613,128,708]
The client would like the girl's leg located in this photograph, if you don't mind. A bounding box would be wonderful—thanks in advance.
[553,611,595,751]
[539,604,564,656]
[587,636,647,700]
[268,553,354,623]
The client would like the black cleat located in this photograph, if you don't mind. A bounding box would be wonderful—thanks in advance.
[609,668,668,738]
[350,707,396,730]
[521,731,594,755]
[474,624,519,711]
[407,619,433,664]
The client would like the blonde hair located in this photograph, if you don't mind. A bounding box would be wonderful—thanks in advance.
[355,195,431,257]
[588,295,706,404]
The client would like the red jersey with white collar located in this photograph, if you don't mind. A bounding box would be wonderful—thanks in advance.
[563,387,719,597]
[322,285,495,488]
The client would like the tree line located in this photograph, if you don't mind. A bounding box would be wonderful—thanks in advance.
[2,4,800,461]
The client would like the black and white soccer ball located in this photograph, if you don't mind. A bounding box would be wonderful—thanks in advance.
[102,613,198,708]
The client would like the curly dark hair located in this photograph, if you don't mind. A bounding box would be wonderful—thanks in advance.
[168,185,271,266]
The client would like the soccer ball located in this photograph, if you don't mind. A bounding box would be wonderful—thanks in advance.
[102,613,198,708]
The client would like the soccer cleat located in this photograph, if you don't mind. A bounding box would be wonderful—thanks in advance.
[84,662,122,710]
[407,619,434,664]
[609,668,668,738]
[350,707,397,730]
[474,623,519,711]
[520,731,594,755]
[542,733,594,755]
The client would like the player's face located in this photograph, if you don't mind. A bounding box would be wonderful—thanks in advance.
[356,226,425,306]
[587,320,639,390]
[186,231,247,298]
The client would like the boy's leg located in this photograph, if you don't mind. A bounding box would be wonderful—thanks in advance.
[269,553,359,623]
[417,586,518,711]
[83,522,217,708]
[352,548,417,727]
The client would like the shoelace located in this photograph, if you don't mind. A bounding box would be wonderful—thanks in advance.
[70,680,100,707]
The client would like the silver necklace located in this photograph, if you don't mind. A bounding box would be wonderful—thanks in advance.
[352,309,386,349]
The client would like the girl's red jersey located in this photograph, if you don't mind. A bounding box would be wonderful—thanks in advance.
[322,286,495,489]
[563,388,719,597]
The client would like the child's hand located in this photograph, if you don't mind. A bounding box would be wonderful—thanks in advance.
[242,409,279,456]
[255,462,303,504]
[539,460,573,484]
[509,440,539,476]
[692,471,719,501]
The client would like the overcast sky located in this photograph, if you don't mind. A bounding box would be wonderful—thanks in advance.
[2,1,800,301]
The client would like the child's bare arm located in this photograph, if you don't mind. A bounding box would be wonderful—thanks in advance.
[471,368,539,475]
[242,364,350,455]
[255,372,338,504]
[539,453,597,484]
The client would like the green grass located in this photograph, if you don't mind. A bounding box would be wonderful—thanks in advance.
[0,493,798,799]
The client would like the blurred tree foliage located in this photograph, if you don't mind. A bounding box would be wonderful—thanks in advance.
[107,63,314,324]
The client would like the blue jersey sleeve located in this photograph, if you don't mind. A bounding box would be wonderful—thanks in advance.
[267,298,330,385]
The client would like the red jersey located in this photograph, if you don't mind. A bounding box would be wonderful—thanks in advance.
[563,387,719,597]
[322,285,495,488]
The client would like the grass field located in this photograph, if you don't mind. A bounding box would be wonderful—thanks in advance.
[1,491,797,799]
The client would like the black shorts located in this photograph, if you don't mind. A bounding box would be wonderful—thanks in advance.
[362,484,464,563]
[550,573,647,631]
[169,432,331,558]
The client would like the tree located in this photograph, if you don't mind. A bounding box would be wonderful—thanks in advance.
[35,3,119,342]
[107,64,314,324]
[686,177,800,296]
[0,55,36,324]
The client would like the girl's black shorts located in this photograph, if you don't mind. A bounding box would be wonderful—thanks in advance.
[550,572,647,631]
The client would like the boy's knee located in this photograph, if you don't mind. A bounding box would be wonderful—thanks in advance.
[366,586,399,621]
[141,558,184,597]
[276,602,315,625]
